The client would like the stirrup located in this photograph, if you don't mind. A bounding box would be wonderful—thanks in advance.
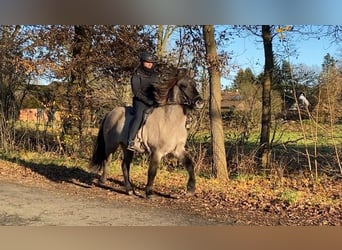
[127,139,145,153]
[127,140,136,151]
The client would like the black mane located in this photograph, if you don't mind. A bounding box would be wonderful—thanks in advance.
[153,65,189,105]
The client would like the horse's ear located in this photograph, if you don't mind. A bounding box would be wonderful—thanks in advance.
[177,68,188,77]
[188,69,195,78]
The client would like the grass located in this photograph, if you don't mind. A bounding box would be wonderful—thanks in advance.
[279,189,300,204]
[2,120,341,206]
[230,122,342,148]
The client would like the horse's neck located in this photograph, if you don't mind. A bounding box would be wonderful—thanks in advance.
[165,104,186,116]
[153,105,186,124]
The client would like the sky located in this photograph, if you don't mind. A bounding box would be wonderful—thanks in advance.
[222,27,340,88]
[35,25,340,87]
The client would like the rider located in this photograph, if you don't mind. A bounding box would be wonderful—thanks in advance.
[127,51,159,151]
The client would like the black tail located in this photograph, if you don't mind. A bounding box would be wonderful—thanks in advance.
[90,114,107,170]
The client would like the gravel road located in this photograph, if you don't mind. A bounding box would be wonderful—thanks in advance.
[0,180,225,226]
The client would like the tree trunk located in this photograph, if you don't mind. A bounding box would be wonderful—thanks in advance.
[203,25,228,181]
[61,25,91,153]
[156,25,175,59]
[257,25,274,169]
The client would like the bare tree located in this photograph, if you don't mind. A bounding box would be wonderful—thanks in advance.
[156,25,177,59]
[256,25,274,169]
[203,25,228,181]
[0,25,33,120]
[0,25,39,150]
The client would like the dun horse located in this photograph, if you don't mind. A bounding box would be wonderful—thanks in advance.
[90,67,203,198]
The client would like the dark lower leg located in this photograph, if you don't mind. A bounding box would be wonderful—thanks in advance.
[122,150,134,194]
[100,164,107,184]
[100,154,112,184]
[145,156,159,197]
[183,154,196,193]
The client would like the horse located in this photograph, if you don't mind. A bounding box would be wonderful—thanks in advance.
[90,67,203,198]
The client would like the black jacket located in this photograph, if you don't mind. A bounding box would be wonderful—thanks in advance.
[131,66,158,106]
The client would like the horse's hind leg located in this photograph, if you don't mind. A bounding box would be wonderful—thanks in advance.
[122,149,134,195]
[145,152,161,198]
[99,153,112,184]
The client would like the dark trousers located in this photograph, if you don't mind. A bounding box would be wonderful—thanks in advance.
[127,98,150,143]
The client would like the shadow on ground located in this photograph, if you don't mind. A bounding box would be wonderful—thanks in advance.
[1,155,175,199]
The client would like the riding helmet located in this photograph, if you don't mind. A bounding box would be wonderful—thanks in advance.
[140,51,157,63]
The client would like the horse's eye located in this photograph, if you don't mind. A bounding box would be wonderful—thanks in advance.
[178,81,186,89]
[179,83,186,89]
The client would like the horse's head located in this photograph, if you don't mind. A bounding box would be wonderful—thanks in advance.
[154,66,204,109]
[174,68,204,109]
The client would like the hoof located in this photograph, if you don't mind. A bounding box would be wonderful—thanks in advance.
[186,189,196,196]
[94,178,106,185]
[187,183,196,194]
[145,190,155,199]
[145,194,156,200]
[186,192,195,197]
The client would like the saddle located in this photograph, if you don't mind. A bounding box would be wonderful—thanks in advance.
[129,107,154,125]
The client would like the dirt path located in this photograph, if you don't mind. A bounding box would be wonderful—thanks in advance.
[1,158,340,226]
[0,180,228,226]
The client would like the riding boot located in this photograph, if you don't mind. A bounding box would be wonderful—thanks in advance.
[127,99,149,152]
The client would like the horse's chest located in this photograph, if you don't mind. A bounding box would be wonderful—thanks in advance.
[143,109,187,141]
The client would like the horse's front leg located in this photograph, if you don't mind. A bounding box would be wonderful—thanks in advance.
[145,152,160,198]
[122,149,134,195]
[179,151,196,194]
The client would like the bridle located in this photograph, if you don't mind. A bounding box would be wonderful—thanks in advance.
[177,79,202,107]
[154,71,201,108]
